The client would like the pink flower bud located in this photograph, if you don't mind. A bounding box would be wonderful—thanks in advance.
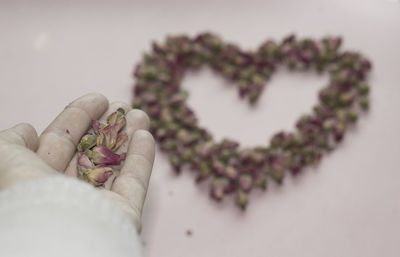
[92,120,107,134]
[212,160,225,176]
[86,167,113,186]
[96,124,128,152]
[225,166,238,180]
[78,152,94,169]
[92,120,101,134]
[88,146,126,166]
[107,108,126,133]
[239,174,253,192]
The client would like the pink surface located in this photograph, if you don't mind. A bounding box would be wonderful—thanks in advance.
[1,0,400,256]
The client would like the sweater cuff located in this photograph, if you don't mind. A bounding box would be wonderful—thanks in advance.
[0,176,143,257]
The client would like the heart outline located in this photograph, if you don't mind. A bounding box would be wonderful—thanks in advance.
[132,32,372,210]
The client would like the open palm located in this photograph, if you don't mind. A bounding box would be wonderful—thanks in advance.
[0,93,155,231]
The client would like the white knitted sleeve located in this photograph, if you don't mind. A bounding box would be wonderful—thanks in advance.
[0,176,143,257]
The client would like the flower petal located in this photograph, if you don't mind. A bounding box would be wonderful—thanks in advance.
[86,167,113,186]
[78,152,94,169]
[91,146,126,166]
[111,132,128,152]
[77,134,97,152]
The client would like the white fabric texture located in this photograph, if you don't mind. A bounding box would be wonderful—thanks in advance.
[0,176,143,257]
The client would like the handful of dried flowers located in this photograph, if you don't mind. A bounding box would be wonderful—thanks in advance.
[77,108,128,187]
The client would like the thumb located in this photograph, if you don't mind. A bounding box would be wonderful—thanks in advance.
[0,123,57,190]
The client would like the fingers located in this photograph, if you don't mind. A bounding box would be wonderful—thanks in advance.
[0,123,57,189]
[37,93,108,172]
[102,108,150,188]
[0,123,39,151]
[111,129,155,228]
[116,108,151,154]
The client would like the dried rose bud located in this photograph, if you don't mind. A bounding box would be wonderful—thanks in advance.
[77,152,94,169]
[96,127,119,150]
[296,115,312,131]
[212,160,225,176]
[239,148,252,163]
[338,92,355,106]
[195,161,211,183]
[220,139,239,149]
[176,129,196,146]
[312,151,322,166]
[269,152,290,171]
[210,178,228,201]
[86,167,113,187]
[346,110,358,123]
[292,133,305,146]
[160,109,173,123]
[258,40,280,59]
[290,165,301,175]
[333,122,346,142]
[170,93,186,107]
[148,105,161,118]
[269,169,285,184]
[224,166,238,180]
[357,82,369,95]
[92,120,107,134]
[195,141,214,158]
[107,108,126,129]
[92,120,101,133]
[96,115,128,152]
[77,134,97,152]
[251,151,266,165]
[239,174,253,192]
[333,69,351,83]
[359,96,369,110]
[322,118,336,131]
[87,146,126,166]
[235,189,248,210]
[219,148,234,162]
[180,148,193,162]
[254,173,267,190]
[160,139,176,151]
[113,132,128,152]
[238,81,250,98]
[248,90,260,104]
[169,154,182,173]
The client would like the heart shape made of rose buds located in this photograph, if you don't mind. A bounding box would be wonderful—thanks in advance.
[132,32,372,210]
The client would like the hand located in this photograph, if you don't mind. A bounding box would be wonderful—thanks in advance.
[0,93,155,231]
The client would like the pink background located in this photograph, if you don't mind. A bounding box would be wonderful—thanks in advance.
[1,0,400,256]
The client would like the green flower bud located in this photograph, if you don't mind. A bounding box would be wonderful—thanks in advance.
[360,96,369,110]
[346,110,358,123]
[235,189,248,211]
[77,134,97,152]
[357,82,370,96]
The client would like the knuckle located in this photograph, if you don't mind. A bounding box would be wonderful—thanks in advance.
[41,129,76,148]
